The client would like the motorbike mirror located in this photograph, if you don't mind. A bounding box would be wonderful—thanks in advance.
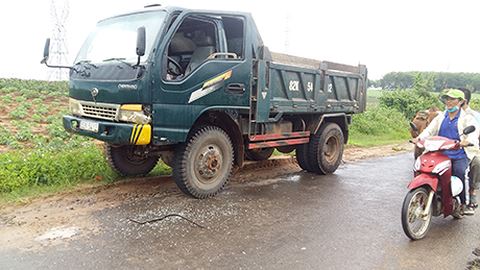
[463,125,476,135]
[41,38,51,64]
[409,122,419,133]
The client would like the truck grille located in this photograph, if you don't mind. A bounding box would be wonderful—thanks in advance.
[79,102,119,121]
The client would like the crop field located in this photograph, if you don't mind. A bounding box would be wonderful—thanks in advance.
[0,79,171,200]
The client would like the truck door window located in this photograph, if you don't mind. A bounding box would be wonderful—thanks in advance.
[165,16,218,80]
[222,16,244,59]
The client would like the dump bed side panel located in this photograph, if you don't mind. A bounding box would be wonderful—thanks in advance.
[254,60,366,123]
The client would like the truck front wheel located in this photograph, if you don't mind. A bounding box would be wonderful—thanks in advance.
[173,126,234,198]
[105,144,159,176]
[308,123,344,174]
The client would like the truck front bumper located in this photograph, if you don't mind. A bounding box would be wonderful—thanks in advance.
[63,115,151,145]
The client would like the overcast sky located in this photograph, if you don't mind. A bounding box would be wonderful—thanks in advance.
[1,0,479,80]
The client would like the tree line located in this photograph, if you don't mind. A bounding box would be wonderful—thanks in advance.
[369,72,480,92]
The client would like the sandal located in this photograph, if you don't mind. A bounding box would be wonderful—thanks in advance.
[468,203,478,209]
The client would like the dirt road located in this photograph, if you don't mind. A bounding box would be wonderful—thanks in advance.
[2,143,479,269]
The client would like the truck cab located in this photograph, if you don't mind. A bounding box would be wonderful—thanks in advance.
[42,5,367,198]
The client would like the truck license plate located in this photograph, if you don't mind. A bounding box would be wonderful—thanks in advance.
[79,120,99,133]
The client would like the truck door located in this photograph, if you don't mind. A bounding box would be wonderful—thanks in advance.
[151,13,251,141]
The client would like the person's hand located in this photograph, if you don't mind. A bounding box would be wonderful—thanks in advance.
[460,139,472,147]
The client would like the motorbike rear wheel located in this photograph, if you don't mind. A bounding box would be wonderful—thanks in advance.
[401,187,432,240]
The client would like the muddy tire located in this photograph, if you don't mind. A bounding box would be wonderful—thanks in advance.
[105,144,159,176]
[245,148,274,161]
[173,126,234,199]
[401,187,432,240]
[296,143,315,172]
[308,123,344,174]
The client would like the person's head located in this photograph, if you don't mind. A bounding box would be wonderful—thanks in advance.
[457,87,471,106]
[440,88,464,113]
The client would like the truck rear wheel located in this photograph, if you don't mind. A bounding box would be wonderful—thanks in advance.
[245,148,274,161]
[173,126,234,198]
[105,144,159,176]
[296,143,315,172]
[308,123,344,174]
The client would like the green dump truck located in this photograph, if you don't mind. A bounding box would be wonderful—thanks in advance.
[42,5,367,198]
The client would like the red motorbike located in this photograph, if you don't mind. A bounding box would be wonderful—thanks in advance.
[401,125,475,240]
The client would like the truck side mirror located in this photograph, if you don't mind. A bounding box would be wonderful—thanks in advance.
[41,38,51,64]
[136,27,146,57]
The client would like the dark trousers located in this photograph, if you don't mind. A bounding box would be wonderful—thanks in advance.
[452,157,469,204]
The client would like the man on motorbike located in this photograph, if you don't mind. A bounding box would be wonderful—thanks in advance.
[458,88,480,213]
[413,89,479,215]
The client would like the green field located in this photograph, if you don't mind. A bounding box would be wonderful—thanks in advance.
[0,79,171,202]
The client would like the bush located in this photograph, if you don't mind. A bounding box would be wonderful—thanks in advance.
[0,145,117,193]
[350,106,410,138]
[378,89,442,120]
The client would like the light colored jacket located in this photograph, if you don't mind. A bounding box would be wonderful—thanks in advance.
[418,109,480,160]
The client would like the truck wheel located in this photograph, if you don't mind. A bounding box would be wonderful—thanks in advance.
[105,144,159,176]
[308,123,344,174]
[277,145,296,154]
[296,143,315,172]
[245,148,274,161]
[173,126,234,198]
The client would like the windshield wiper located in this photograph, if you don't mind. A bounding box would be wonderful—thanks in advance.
[102,57,133,68]
[74,60,98,69]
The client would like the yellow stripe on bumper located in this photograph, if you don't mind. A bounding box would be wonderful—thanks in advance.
[130,124,151,145]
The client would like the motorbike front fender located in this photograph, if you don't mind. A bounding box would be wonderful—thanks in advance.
[407,173,438,191]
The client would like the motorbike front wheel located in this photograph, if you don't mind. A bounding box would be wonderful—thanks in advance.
[401,187,432,240]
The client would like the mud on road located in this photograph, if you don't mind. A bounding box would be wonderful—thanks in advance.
[0,143,412,253]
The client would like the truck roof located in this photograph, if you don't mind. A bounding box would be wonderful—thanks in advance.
[98,5,252,23]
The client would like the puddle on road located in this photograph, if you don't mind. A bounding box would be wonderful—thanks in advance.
[234,174,302,188]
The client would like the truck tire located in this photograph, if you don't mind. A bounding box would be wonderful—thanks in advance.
[296,143,315,172]
[308,123,344,174]
[105,144,159,176]
[245,148,274,161]
[173,126,234,198]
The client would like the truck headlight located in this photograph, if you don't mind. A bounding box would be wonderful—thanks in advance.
[118,104,151,124]
[69,98,82,116]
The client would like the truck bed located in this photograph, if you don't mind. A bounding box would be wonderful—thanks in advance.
[253,51,367,123]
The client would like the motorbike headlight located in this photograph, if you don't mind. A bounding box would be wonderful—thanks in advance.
[118,104,151,124]
[69,98,82,116]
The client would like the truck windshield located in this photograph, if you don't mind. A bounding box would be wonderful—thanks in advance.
[75,11,166,65]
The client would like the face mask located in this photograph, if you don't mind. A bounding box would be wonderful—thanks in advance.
[447,106,459,113]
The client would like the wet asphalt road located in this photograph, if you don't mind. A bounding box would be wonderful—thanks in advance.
[2,153,480,270]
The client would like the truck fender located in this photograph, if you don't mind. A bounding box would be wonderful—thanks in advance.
[308,113,349,144]
[190,110,244,168]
